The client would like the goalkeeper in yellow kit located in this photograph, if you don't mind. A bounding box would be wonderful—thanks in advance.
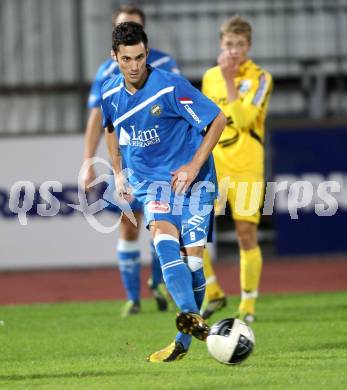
[201,15,273,322]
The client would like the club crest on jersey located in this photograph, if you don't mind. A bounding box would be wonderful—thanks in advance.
[119,125,160,147]
[147,201,171,214]
[239,79,252,93]
[150,104,162,116]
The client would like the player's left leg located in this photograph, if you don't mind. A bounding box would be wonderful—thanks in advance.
[174,202,218,342]
[117,211,143,317]
[235,220,262,323]
[176,245,209,344]
[103,175,144,316]
[146,201,212,362]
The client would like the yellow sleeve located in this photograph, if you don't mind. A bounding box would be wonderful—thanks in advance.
[201,71,209,97]
[225,72,272,129]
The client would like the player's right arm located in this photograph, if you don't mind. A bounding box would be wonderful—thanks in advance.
[81,64,107,190]
[104,124,122,175]
[82,107,103,188]
[104,125,131,200]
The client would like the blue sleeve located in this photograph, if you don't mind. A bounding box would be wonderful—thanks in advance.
[88,76,103,109]
[161,57,181,75]
[88,61,113,109]
[171,78,220,130]
[100,99,112,128]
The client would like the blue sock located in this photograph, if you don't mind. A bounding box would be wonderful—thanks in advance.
[154,234,198,313]
[176,256,205,350]
[117,239,141,303]
[150,241,163,289]
[189,256,206,309]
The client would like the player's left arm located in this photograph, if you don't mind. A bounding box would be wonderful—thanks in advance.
[171,111,226,193]
[104,124,122,175]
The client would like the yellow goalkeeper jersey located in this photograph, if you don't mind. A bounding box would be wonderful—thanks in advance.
[202,59,273,177]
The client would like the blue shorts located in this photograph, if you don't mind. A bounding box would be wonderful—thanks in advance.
[143,200,214,248]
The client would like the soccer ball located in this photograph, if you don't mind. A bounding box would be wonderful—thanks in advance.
[206,318,255,365]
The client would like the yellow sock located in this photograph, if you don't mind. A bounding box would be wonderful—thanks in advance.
[239,246,262,315]
[203,248,225,301]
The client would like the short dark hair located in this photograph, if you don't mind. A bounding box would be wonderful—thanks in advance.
[112,4,146,28]
[112,22,148,52]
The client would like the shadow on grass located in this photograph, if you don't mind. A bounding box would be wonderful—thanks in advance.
[0,370,123,382]
[0,364,210,382]
[296,342,347,352]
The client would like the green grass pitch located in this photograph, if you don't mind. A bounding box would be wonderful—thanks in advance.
[0,292,346,389]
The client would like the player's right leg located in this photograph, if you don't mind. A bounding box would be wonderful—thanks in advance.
[147,241,171,312]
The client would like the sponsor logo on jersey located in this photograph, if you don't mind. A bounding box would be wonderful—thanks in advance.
[147,201,171,213]
[119,125,161,147]
[179,97,193,104]
[239,79,252,93]
[119,127,131,145]
[184,104,201,124]
[150,104,162,116]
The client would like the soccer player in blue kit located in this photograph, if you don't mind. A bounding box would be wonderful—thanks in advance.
[83,5,180,317]
[101,22,226,362]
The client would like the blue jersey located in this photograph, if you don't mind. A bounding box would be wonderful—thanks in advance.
[101,67,221,206]
[88,49,180,109]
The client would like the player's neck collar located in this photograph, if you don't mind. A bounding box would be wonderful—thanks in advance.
[124,66,152,95]
[240,58,252,72]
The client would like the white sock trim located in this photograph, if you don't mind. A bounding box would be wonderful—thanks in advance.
[186,256,203,272]
[154,234,179,248]
[205,276,216,285]
[241,290,258,299]
[193,283,206,292]
[117,239,140,252]
[118,259,140,265]
[162,259,185,271]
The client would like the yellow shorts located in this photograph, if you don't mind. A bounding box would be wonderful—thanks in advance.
[215,175,264,224]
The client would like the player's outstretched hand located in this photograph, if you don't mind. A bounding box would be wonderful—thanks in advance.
[170,162,200,195]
